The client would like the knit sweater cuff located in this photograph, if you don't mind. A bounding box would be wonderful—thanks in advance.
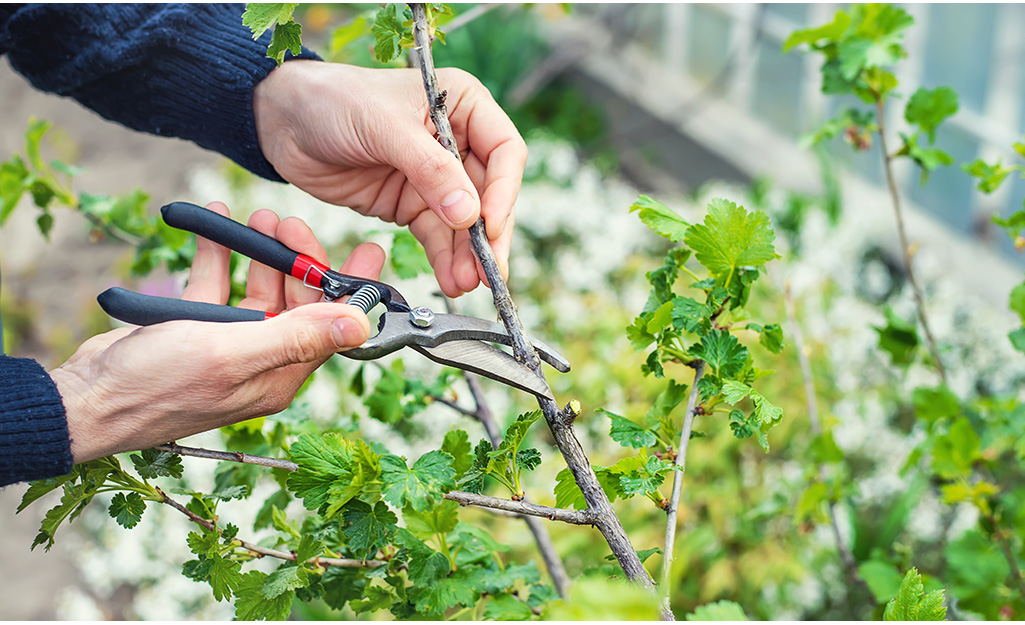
[0,357,72,487]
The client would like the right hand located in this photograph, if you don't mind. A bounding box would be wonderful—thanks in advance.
[50,202,386,463]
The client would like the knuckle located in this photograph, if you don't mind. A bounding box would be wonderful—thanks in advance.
[284,326,324,364]
[412,149,451,185]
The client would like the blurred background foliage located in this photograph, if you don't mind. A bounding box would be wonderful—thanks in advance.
[3,2,1025,621]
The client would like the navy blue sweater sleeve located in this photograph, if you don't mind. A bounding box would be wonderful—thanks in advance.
[0,357,72,487]
[0,3,321,181]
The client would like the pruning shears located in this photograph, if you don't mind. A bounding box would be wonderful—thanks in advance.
[97,202,569,399]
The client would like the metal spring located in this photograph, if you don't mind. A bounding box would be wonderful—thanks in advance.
[347,285,381,314]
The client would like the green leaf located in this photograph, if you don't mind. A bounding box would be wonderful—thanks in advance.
[241,3,298,39]
[484,594,534,621]
[1010,327,1025,354]
[630,194,689,242]
[296,533,324,563]
[207,557,243,602]
[442,429,473,480]
[755,323,785,353]
[263,565,309,599]
[911,385,959,423]
[646,300,674,335]
[390,230,432,279]
[883,567,947,621]
[36,212,54,239]
[897,133,953,183]
[721,380,752,404]
[931,417,980,479]
[286,433,380,514]
[130,448,184,479]
[691,330,749,378]
[945,529,1011,598]
[620,455,670,496]
[858,560,905,604]
[18,475,75,513]
[782,10,851,52]
[751,391,783,426]
[267,19,302,65]
[409,566,485,615]
[371,4,405,63]
[349,585,394,614]
[380,450,456,512]
[516,448,542,472]
[684,199,777,281]
[962,158,1015,194]
[1010,282,1025,322]
[342,500,397,558]
[108,492,145,529]
[671,296,711,335]
[875,307,919,366]
[992,209,1025,242]
[396,530,450,584]
[321,567,369,611]
[685,600,749,621]
[601,409,657,449]
[905,87,958,144]
[234,571,294,620]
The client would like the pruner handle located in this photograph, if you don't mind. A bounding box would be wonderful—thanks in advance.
[97,287,268,327]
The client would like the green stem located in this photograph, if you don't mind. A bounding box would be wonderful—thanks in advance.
[874,98,947,383]
[437,532,456,569]
[681,265,702,285]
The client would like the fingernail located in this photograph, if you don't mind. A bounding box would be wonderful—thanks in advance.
[332,317,366,348]
[440,190,476,226]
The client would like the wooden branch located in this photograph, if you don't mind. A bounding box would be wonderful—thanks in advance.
[784,285,869,597]
[875,99,947,383]
[444,296,571,596]
[659,361,705,614]
[444,491,595,525]
[155,443,298,472]
[156,488,384,569]
[408,6,660,609]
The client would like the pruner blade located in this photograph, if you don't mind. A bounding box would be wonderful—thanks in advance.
[344,312,571,372]
[341,311,570,398]
[412,341,554,400]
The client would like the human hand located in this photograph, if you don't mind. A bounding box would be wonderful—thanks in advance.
[253,60,526,297]
[50,202,385,464]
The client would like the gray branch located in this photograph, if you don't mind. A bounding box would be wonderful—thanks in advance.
[155,443,298,472]
[408,6,660,608]
[659,361,705,616]
[156,488,384,569]
[444,491,595,525]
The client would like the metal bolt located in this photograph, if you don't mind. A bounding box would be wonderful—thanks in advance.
[409,306,435,328]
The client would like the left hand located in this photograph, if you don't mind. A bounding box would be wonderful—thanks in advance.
[253,60,526,298]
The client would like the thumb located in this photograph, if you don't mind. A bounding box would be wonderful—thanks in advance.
[238,302,371,372]
[389,127,480,229]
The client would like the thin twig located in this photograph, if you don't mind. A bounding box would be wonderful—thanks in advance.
[784,284,869,597]
[155,487,384,568]
[875,99,947,383]
[408,6,660,608]
[444,491,595,525]
[443,3,499,35]
[659,361,705,614]
[155,443,298,471]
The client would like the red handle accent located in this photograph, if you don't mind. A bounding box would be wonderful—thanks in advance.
[290,254,332,288]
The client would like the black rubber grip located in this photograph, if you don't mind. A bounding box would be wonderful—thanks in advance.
[98,287,266,326]
[161,202,299,275]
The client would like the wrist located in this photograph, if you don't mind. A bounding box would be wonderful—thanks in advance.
[49,366,115,463]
